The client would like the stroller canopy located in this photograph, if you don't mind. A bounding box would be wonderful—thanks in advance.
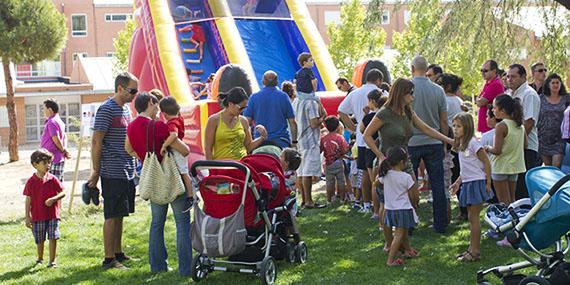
[525,166,570,223]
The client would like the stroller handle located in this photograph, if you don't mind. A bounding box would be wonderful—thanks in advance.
[190,160,249,177]
[548,173,570,196]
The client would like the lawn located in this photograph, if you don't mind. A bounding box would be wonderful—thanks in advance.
[0,194,533,284]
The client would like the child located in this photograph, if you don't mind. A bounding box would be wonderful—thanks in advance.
[179,22,205,61]
[159,97,194,200]
[24,149,66,268]
[481,107,502,238]
[199,73,216,99]
[484,95,526,206]
[320,116,349,203]
[450,112,493,261]
[280,147,302,216]
[379,147,419,266]
[294,52,326,118]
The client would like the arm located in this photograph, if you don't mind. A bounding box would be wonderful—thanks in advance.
[523,118,534,135]
[407,182,419,209]
[160,132,178,155]
[476,97,489,107]
[51,135,70,159]
[439,110,449,149]
[242,117,266,152]
[338,112,356,133]
[312,78,317,92]
[125,137,140,160]
[524,129,528,149]
[288,118,298,142]
[309,116,322,129]
[25,196,32,228]
[170,138,190,156]
[486,123,506,155]
[450,176,463,195]
[203,116,218,160]
[363,116,385,160]
[45,191,66,207]
[477,148,492,193]
[412,113,454,145]
[87,131,105,188]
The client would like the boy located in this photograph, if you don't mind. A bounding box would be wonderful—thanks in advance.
[320,116,349,203]
[24,149,66,268]
[159,97,194,200]
[295,52,326,118]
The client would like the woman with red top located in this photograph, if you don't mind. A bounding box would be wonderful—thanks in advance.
[125,92,192,276]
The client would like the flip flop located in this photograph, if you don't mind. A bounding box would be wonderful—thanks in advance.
[402,248,419,258]
[457,251,480,262]
[305,203,326,209]
[387,258,405,266]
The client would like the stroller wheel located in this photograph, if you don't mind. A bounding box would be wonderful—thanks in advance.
[286,242,296,263]
[260,256,277,285]
[519,276,551,285]
[295,241,308,264]
[191,255,208,282]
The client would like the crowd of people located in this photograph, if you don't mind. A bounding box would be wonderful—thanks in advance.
[22,52,569,271]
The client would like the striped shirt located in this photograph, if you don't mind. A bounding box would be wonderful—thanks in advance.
[292,98,320,150]
[93,98,135,180]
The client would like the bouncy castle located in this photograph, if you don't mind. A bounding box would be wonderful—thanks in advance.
[128,0,342,161]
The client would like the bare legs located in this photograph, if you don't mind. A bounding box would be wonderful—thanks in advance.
[467,203,483,256]
[543,154,563,169]
[493,180,517,205]
[104,217,124,259]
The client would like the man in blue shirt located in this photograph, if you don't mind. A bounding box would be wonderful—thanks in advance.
[244,71,298,148]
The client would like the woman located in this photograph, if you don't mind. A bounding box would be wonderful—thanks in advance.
[204,87,267,160]
[125,92,193,276]
[537,73,569,168]
[282,80,296,102]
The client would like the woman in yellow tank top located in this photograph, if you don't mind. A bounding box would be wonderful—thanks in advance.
[204,87,267,160]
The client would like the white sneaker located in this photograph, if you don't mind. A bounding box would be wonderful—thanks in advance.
[358,206,372,214]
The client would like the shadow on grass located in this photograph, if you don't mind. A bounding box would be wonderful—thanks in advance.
[0,217,25,226]
[0,265,38,282]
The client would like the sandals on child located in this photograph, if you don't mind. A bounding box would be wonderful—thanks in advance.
[387,258,405,266]
[457,251,480,262]
[402,248,419,258]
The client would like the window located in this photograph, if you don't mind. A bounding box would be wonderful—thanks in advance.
[404,10,411,26]
[0,106,9,128]
[72,52,88,61]
[324,11,341,26]
[382,11,390,25]
[106,52,115,57]
[25,102,81,142]
[71,14,87,37]
[105,13,132,22]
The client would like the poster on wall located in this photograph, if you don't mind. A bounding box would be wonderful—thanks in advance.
[81,103,100,137]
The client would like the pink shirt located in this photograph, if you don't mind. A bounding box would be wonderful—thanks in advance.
[478,77,504,132]
[459,138,486,182]
[40,114,66,163]
[379,170,415,210]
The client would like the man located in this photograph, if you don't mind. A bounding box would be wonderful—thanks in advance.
[529,62,547,94]
[338,69,384,213]
[476,60,505,133]
[40,99,70,182]
[426,64,443,82]
[87,72,138,270]
[408,56,449,233]
[335,77,355,94]
[507,64,541,199]
[244,71,297,148]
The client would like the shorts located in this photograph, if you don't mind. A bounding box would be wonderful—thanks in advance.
[364,148,376,169]
[298,147,321,177]
[350,169,363,189]
[49,161,65,182]
[325,160,345,189]
[357,147,367,170]
[492,173,519,182]
[173,151,189,174]
[101,177,136,220]
[32,219,59,244]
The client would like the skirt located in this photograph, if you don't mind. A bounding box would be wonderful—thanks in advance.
[384,209,418,229]
[459,179,494,207]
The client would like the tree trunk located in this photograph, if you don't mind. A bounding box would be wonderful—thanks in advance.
[3,60,19,162]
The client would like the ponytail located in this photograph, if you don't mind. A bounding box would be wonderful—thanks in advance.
[512,98,524,127]
[379,146,408,177]
[494,94,524,126]
[367,89,388,108]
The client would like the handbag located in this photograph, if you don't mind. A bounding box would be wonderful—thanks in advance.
[138,120,185,205]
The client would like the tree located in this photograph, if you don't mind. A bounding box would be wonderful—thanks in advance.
[327,0,387,78]
[0,0,66,162]
[112,19,136,76]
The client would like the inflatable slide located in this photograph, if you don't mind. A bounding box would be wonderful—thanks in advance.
[128,0,342,162]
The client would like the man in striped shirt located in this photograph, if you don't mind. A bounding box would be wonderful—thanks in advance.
[88,72,138,270]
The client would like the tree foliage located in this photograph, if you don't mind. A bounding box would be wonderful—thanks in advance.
[327,0,387,78]
[0,0,67,162]
[112,19,136,76]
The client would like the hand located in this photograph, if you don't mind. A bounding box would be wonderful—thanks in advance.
[256,125,267,139]
[362,106,370,115]
[63,150,71,159]
[25,217,32,229]
[160,146,168,156]
[87,172,99,188]
[45,198,55,207]
[450,182,460,196]
[486,179,492,194]
[410,189,420,209]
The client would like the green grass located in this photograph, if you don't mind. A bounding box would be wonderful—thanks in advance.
[0,195,536,284]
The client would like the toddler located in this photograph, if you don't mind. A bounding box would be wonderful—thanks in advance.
[159,97,194,199]
[24,149,66,268]
[294,52,326,117]
[320,116,349,203]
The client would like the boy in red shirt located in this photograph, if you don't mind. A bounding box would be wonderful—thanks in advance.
[159,97,193,199]
[320,116,349,203]
[24,149,66,268]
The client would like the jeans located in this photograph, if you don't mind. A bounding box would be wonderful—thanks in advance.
[409,144,448,232]
[149,195,192,276]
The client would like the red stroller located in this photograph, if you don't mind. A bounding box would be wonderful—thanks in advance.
[190,154,306,285]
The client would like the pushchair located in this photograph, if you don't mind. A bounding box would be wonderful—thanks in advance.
[189,154,306,285]
[478,166,570,285]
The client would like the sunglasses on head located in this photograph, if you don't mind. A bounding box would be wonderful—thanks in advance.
[536,68,547,73]
[125,87,138,95]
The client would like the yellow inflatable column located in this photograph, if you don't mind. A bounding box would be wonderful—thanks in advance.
[286,0,339,91]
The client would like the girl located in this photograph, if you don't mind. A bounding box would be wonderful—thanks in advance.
[484,94,526,205]
[449,112,493,262]
[379,146,419,266]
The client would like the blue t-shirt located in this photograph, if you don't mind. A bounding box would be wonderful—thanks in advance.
[243,87,295,148]
[295,67,315,94]
[93,98,135,180]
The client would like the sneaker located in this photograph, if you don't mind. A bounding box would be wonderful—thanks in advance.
[352,203,362,210]
[371,214,379,221]
[102,259,128,270]
[485,229,500,239]
[35,259,43,265]
[47,262,57,268]
[358,206,372,214]
[91,187,100,206]
[497,238,511,247]
[81,183,91,205]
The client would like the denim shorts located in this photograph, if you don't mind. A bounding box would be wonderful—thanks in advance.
[491,173,519,182]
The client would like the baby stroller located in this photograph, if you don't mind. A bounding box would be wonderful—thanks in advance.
[478,166,570,285]
[189,154,306,285]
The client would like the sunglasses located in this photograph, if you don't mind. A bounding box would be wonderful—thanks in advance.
[481,69,490,73]
[409,89,414,96]
[536,68,547,73]
[236,104,247,111]
[125,87,138,95]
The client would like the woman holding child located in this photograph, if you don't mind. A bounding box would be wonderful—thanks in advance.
[204,87,267,160]
[125,92,193,276]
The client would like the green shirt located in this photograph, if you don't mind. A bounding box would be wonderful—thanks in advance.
[375,107,413,154]
[491,119,526,174]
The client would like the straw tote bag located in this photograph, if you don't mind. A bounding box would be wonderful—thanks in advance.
[139,120,185,205]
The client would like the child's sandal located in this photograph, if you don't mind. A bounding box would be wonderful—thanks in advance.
[387,258,405,266]
[403,248,419,258]
[457,251,480,262]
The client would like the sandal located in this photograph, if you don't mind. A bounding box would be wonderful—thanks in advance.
[387,258,405,266]
[402,248,419,258]
[383,245,390,252]
[457,251,480,262]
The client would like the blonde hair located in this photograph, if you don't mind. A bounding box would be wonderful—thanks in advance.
[452,112,475,152]
[149,89,165,101]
